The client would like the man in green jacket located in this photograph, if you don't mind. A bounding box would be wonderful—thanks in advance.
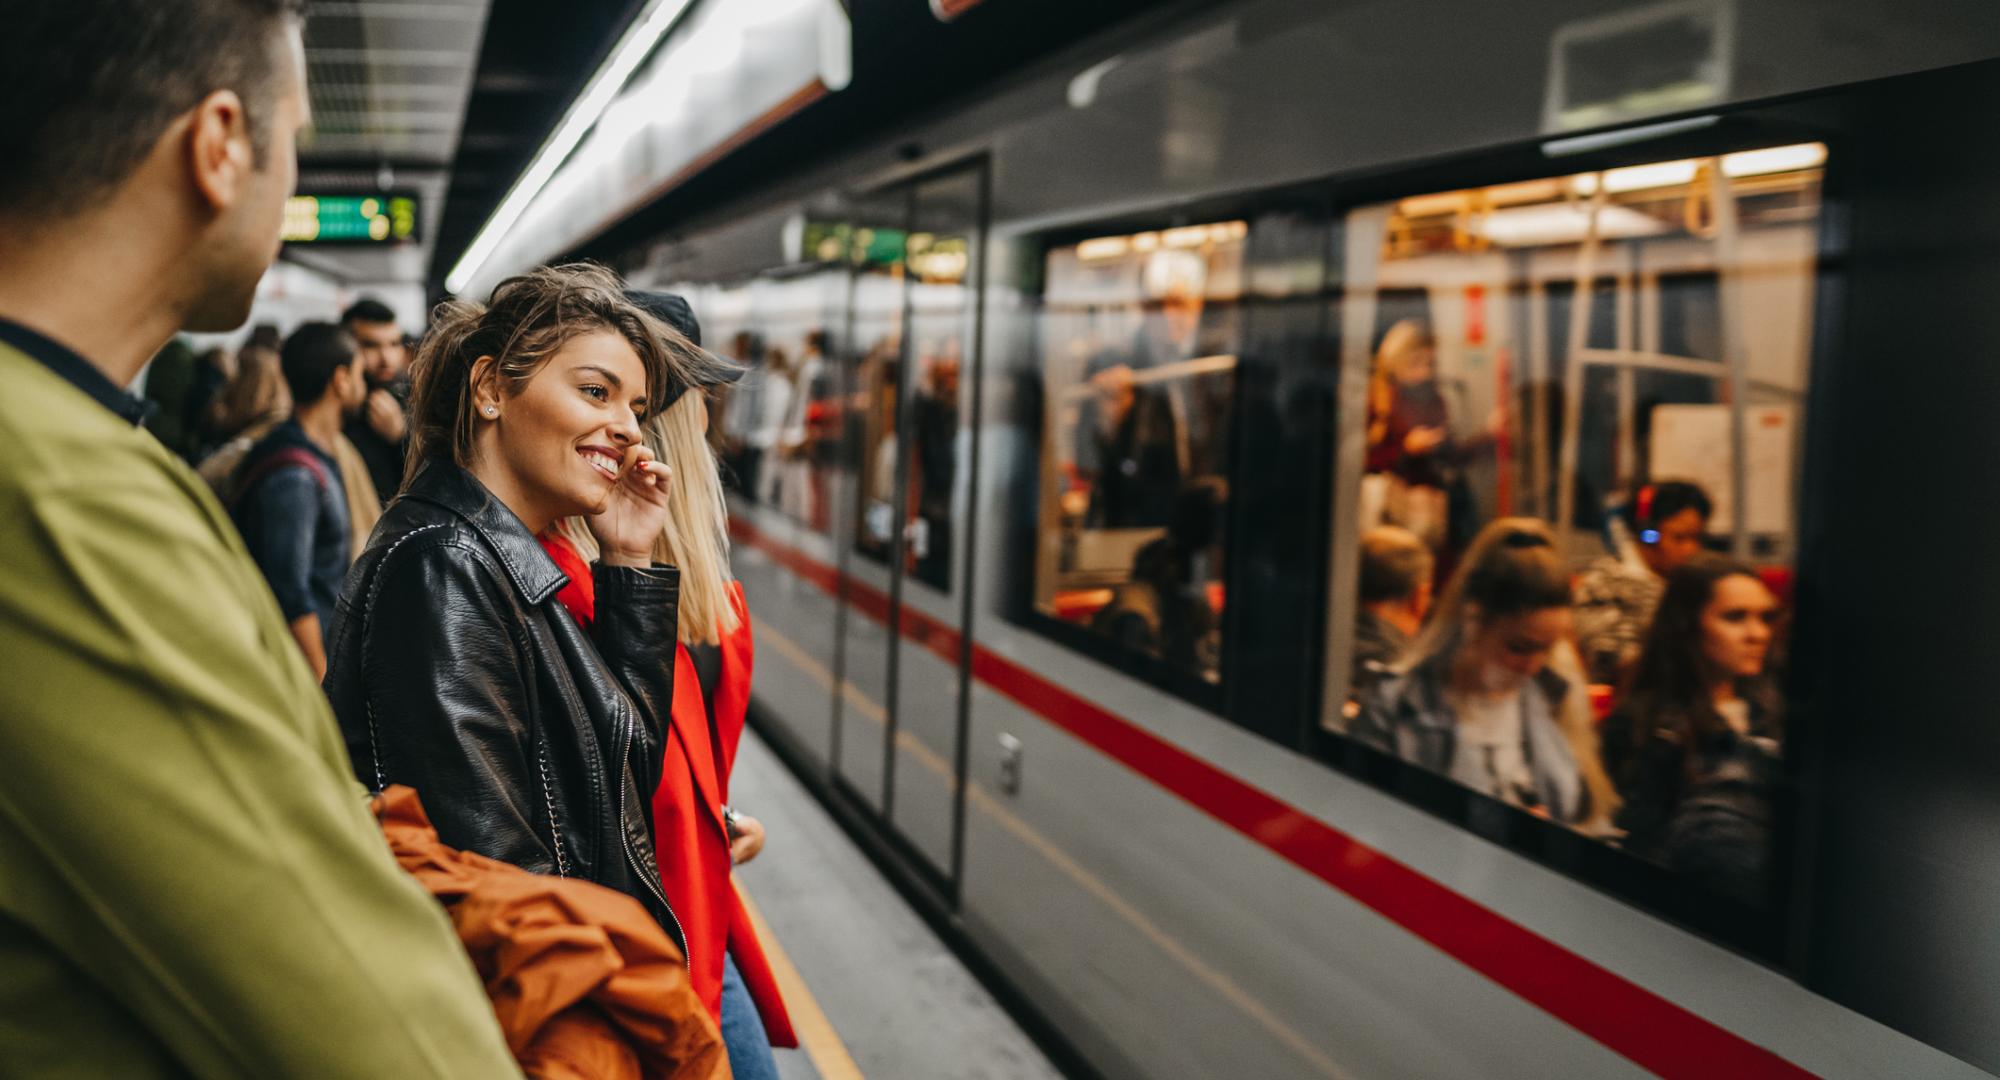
[0,2,522,1076]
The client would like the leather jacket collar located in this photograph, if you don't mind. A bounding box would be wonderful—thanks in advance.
[401,461,568,605]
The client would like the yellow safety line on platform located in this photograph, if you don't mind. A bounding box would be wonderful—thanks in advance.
[752,616,1352,1080]
[736,878,867,1080]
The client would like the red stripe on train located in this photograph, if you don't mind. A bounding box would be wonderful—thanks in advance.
[730,517,1816,1080]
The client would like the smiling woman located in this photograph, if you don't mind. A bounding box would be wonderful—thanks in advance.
[322,263,715,969]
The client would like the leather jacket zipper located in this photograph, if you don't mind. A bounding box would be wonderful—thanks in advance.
[616,717,688,967]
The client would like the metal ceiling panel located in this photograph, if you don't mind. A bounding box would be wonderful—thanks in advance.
[301,0,491,166]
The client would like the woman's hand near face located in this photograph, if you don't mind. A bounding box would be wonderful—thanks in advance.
[588,444,673,567]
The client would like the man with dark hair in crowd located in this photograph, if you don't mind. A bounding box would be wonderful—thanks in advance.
[1353,525,1434,695]
[1575,479,1716,684]
[0,1,520,1073]
[340,296,411,503]
[234,322,366,678]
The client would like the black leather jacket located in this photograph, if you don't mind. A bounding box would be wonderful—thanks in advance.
[323,462,687,953]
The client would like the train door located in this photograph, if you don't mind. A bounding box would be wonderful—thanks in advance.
[828,161,988,894]
[829,185,908,818]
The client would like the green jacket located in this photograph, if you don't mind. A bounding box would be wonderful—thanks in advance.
[0,340,523,1078]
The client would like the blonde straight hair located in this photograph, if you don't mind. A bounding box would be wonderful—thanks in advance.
[1398,517,1620,825]
[557,389,736,645]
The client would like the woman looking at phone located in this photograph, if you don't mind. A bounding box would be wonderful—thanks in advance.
[323,265,697,950]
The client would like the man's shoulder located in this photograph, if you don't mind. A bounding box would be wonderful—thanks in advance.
[0,343,189,499]
[237,435,336,502]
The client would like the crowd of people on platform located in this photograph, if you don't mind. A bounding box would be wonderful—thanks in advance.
[1,3,795,1075]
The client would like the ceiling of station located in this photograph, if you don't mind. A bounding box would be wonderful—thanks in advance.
[300,0,490,167]
[428,0,644,291]
[290,0,492,288]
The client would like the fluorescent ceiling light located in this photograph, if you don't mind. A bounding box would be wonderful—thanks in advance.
[1473,203,1666,248]
[1722,142,1826,177]
[1076,236,1130,262]
[1570,143,1824,196]
[1076,221,1245,262]
[445,0,697,294]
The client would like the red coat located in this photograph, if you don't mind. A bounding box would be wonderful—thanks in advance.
[540,536,797,1048]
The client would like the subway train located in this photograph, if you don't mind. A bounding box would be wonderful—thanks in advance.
[575,1,2000,1076]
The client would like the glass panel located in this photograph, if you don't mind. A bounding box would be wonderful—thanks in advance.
[1335,144,1825,911]
[1032,220,1246,689]
[832,191,910,811]
[714,273,846,532]
[890,168,981,878]
[698,272,848,771]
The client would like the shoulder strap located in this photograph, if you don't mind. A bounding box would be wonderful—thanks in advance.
[230,446,331,511]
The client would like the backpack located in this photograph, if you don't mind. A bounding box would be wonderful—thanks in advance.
[226,446,331,511]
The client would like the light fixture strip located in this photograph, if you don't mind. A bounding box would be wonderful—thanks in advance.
[446,0,698,294]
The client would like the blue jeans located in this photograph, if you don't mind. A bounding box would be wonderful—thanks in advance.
[721,953,781,1080]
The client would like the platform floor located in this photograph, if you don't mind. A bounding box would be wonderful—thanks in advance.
[730,729,1066,1080]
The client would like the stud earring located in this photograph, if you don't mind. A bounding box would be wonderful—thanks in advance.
[484,406,497,417]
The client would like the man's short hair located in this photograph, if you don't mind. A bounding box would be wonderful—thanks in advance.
[1635,479,1714,529]
[1,0,304,219]
[340,298,398,328]
[280,323,358,407]
[1359,526,1434,605]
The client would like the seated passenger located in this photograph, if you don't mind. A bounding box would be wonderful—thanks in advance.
[1353,518,1608,824]
[1600,554,1782,905]
[1574,480,1713,684]
[1353,525,1434,696]
[1092,483,1224,675]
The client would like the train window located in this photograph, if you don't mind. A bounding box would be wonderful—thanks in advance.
[1030,221,1246,692]
[1331,144,1826,911]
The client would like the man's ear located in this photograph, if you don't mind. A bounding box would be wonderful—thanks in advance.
[184,90,254,213]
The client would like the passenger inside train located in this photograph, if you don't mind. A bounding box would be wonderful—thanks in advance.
[1574,479,1716,684]
[1352,518,1606,827]
[1601,553,1784,905]
[1034,227,1246,686]
[1336,146,1822,904]
[1364,318,1505,557]
[1352,525,1435,698]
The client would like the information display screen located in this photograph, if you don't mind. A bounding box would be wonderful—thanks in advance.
[283,194,419,244]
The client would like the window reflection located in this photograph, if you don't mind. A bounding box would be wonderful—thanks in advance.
[1036,221,1245,686]
[704,273,843,532]
[905,230,970,591]
[1341,146,1824,907]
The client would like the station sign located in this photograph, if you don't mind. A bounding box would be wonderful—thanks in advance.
[283,194,419,244]
[798,220,906,268]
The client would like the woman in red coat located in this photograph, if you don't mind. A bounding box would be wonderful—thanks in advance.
[542,291,796,1078]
